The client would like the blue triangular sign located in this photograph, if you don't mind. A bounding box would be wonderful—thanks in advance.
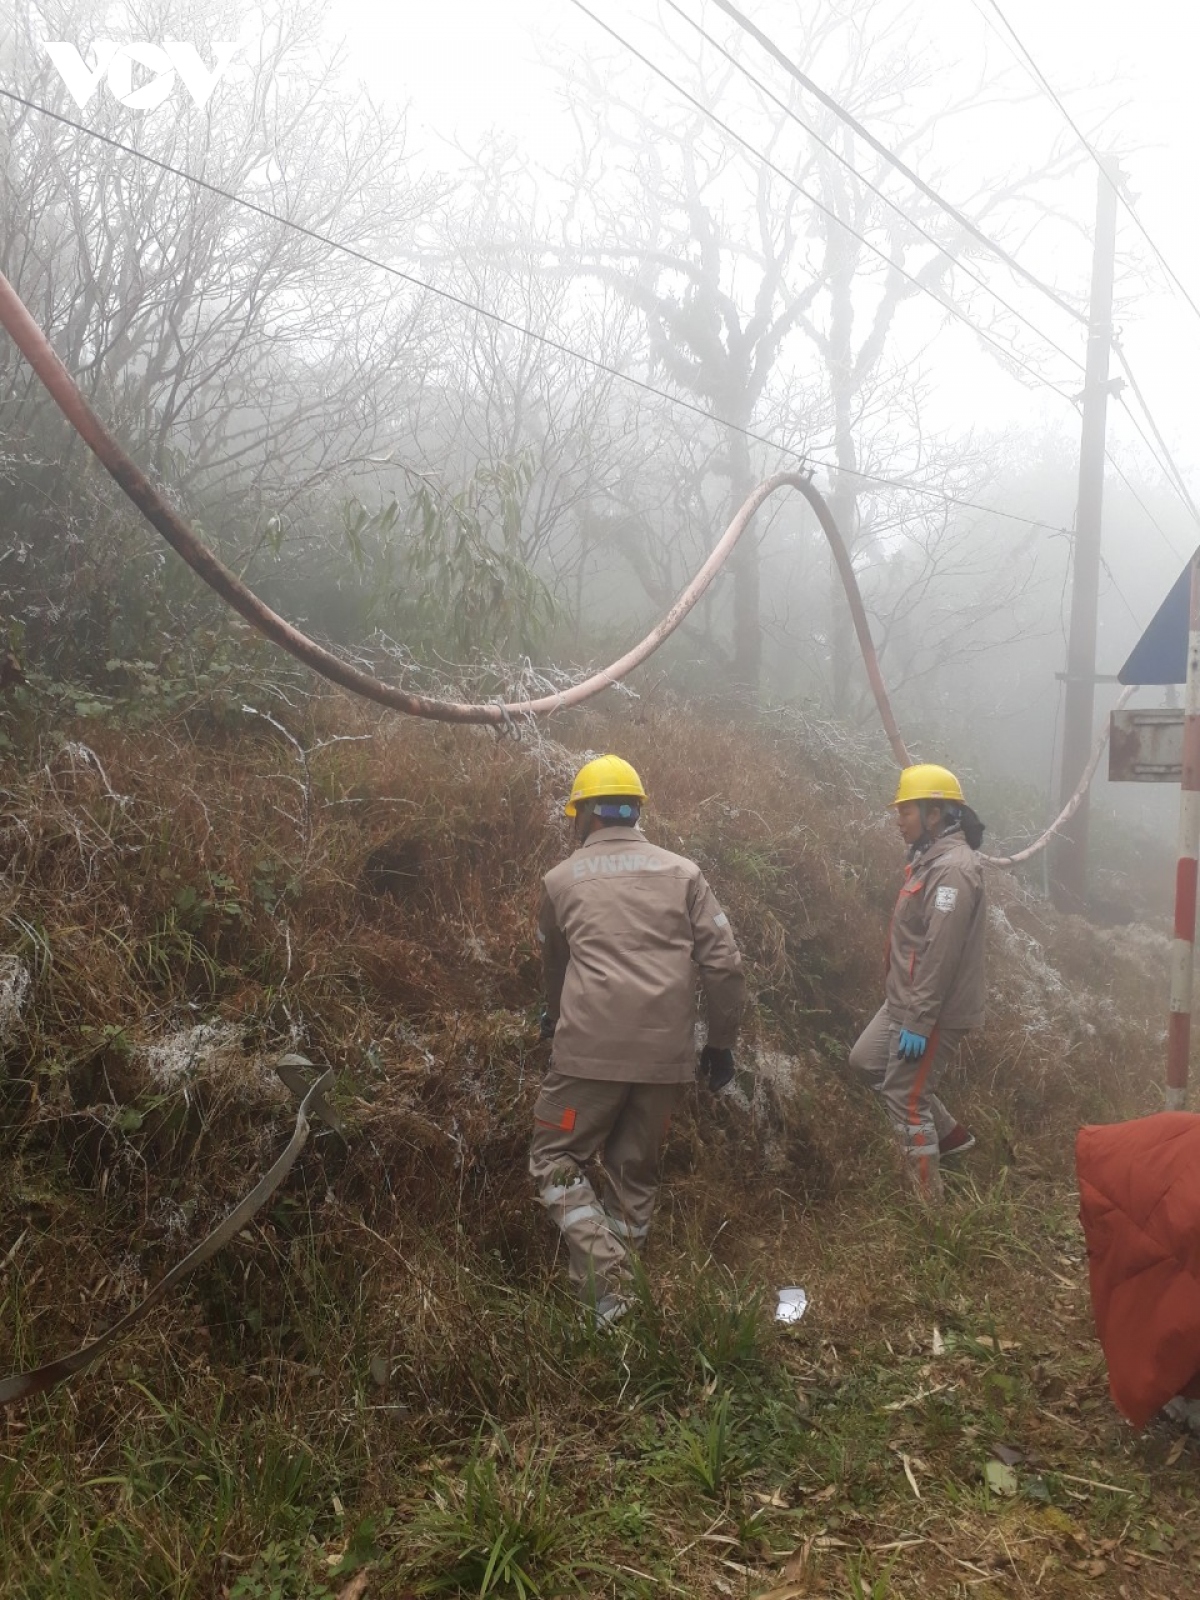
[1119,550,1199,685]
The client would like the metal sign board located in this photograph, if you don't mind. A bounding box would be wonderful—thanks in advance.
[1109,707,1184,781]
[1119,551,1200,685]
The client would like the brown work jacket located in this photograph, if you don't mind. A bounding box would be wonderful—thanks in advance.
[538,826,746,1082]
[885,828,986,1037]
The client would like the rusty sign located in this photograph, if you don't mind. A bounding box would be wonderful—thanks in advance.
[1109,708,1184,782]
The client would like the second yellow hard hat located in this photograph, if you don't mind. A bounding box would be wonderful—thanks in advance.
[892,763,965,807]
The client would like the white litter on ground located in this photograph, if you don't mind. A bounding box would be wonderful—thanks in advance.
[1164,1396,1200,1433]
[775,1286,809,1324]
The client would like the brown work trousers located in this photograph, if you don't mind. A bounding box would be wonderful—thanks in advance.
[849,1004,965,1202]
[529,1069,685,1304]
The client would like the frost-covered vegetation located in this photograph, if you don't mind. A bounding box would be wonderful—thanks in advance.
[0,688,1194,1598]
[1,3,1196,1593]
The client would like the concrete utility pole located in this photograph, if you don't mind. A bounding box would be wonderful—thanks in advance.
[1051,159,1122,913]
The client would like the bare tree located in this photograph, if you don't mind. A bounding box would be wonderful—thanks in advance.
[0,0,452,670]
[554,31,832,689]
[1,0,438,529]
[543,0,1085,702]
[405,151,649,597]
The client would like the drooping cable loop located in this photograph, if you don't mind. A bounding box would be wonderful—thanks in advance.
[0,267,1114,864]
[0,268,906,747]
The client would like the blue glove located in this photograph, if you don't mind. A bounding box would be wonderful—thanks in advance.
[897,1029,927,1061]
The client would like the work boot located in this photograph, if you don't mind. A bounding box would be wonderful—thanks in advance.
[590,1292,631,1333]
[939,1123,976,1157]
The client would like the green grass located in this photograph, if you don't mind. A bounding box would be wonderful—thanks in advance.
[4,1166,1198,1598]
[406,1431,603,1598]
[0,698,1194,1597]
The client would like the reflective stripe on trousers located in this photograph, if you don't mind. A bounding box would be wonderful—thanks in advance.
[529,1071,685,1300]
[536,1171,629,1300]
[848,1003,966,1202]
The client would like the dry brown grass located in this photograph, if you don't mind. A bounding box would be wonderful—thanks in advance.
[0,689,1192,1599]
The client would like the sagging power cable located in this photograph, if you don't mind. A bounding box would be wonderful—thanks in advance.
[979,691,1132,868]
[0,72,1146,1424]
[0,268,1119,872]
[0,267,906,751]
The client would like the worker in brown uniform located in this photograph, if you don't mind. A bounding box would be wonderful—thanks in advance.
[530,754,746,1327]
[849,763,987,1202]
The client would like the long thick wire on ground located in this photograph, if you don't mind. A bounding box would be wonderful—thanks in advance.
[0,1066,337,1405]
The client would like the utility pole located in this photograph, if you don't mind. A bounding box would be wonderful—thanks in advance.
[1051,158,1121,913]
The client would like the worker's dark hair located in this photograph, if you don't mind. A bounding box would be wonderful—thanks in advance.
[922,799,986,851]
[589,795,640,826]
[959,804,986,851]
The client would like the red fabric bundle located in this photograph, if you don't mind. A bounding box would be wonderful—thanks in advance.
[1077,1113,1200,1427]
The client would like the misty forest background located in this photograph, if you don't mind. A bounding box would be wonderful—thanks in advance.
[0,0,1192,886]
[6,5,1200,1596]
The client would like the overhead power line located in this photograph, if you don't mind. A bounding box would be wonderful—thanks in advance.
[0,85,1073,536]
[704,0,1088,328]
[981,0,1200,332]
[1109,339,1200,531]
[569,0,1083,407]
[978,0,1200,547]
[661,0,1086,376]
[970,1,1200,551]
[1099,551,1145,632]
[1101,441,1185,565]
[571,3,1190,565]
[1112,393,1195,550]
[658,1,1191,564]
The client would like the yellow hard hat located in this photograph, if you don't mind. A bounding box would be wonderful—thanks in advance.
[891,763,965,808]
[565,754,647,817]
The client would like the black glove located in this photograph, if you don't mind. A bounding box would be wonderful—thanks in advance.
[538,1012,557,1042]
[699,1045,735,1091]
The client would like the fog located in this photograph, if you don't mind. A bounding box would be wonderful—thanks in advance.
[1,0,1197,890]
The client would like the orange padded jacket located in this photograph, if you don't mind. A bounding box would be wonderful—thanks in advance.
[1077,1112,1200,1427]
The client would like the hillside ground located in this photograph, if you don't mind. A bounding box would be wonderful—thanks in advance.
[0,689,1195,1599]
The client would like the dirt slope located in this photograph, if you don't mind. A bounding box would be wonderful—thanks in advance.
[0,696,1193,1598]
